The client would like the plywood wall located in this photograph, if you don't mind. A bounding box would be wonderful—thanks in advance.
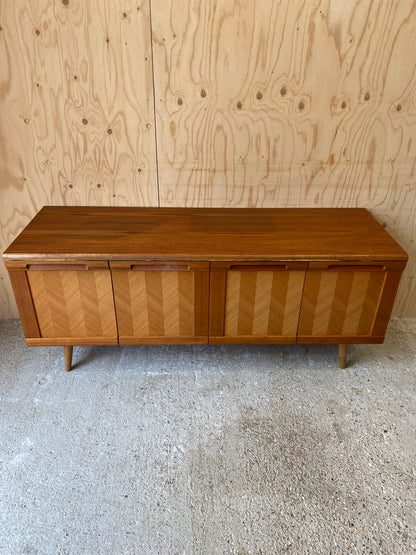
[1,0,415,318]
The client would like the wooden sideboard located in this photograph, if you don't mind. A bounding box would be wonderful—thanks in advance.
[3,207,408,371]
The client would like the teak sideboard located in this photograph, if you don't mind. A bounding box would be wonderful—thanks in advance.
[3,207,408,371]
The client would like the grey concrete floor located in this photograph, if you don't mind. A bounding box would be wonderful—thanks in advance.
[0,319,415,555]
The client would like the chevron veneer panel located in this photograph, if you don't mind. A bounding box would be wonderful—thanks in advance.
[26,264,117,342]
[110,262,209,344]
[298,262,404,343]
[224,270,306,337]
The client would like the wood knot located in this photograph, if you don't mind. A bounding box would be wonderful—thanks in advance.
[97,183,102,188]
[62,0,69,5]
[237,101,243,109]
[256,92,263,100]
[24,118,30,124]
[107,128,112,134]
[68,184,73,189]
[298,101,305,111]
[35,29,40,36]
[201,89,207,98]
[82,118,88,125]
[396,104,402,112]
[341,101,347,109]
[280,86,287,96]
[364,92,370,101]
[177,97,183,105]
[123,12,128,18]
[146,123,151,129]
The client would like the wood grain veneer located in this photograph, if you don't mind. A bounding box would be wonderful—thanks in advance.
[2,207,407,369]
[3,207,408,262]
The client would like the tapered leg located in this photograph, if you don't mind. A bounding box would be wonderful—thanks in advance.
[64,346,73,372]
[338,344,348,369]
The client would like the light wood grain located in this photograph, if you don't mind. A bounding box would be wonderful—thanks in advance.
[111,263,209,341]
[220,268,306,340]
[26,266,117,339]
[0,0,158,317]
[298,266,392,339]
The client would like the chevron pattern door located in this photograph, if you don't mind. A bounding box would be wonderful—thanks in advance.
[297,261,404,343]
[25,261,118,344]
[209,262,307,344]
[110,261,210,344]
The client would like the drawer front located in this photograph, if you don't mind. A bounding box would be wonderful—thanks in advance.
[209,261,307,344]
[8,260,118,343]
[297,261,405,343]
[110,261,209,344]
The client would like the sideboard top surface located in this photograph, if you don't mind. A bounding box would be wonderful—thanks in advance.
[3,206,408,262]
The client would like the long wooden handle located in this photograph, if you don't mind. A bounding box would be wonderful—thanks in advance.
[130,264,190,271]
[26,263,89,271]
[326,264,386,272]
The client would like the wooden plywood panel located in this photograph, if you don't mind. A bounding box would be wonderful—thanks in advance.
[0,0,158,318]
[152,0,416,208]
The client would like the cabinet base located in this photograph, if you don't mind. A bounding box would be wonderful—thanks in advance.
[54,342,357,372]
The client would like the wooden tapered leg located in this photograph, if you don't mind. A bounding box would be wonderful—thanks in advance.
[338,344,348,369]
[64,346,73,372]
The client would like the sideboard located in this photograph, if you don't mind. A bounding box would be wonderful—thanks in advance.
[2,207,408,371]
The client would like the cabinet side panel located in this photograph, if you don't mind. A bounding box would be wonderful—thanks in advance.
[372,269,404,336]
[6,268,40,338]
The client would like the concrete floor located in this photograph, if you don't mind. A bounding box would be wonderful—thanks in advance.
[0,319,415,554]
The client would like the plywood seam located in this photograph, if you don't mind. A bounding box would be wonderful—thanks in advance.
[148,0,161,207]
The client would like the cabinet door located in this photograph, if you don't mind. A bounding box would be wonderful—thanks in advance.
[6,260,118,345]
[209,262,307,344]
[297,261,406,343]
[110,261,209,344]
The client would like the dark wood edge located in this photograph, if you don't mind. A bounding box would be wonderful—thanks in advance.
[194,270,210,336]
[7,268,40,338]
[211,261,308,271]
[26,337,118,346]
[308,260,406,271]
[110,260,209,271]
[5,260,109,270]
[297,335,385,344]
[209,270,227,336]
